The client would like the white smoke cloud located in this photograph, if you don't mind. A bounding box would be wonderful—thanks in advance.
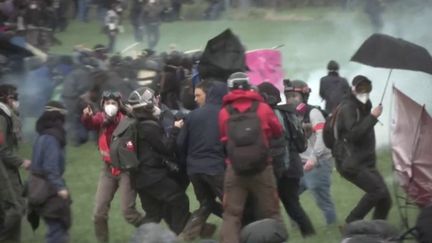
[282,1,432,146]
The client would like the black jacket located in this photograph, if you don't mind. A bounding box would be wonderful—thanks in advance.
[319,72,350,114]
[177,81,227,176]
[131,113,180,189]
[275,104,307,179]
[333,94,378,173]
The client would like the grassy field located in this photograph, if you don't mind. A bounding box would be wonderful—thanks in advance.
[18,143,413,243]
[17,5,422,243]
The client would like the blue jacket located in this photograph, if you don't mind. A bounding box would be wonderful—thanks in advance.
[177,81,227,176]
[30,135,66,190]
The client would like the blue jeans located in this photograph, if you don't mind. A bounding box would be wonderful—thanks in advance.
[300,158,337,225]
[44,218,69,243]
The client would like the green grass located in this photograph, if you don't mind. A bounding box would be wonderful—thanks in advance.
[18,6,421,243]
[18,143,416,243]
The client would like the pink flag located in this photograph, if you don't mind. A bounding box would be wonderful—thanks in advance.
[392,87,432,207]
[246,49,284,91]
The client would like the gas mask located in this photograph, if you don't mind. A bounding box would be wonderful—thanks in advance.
[104,104,118,117]
[355,93,370,104]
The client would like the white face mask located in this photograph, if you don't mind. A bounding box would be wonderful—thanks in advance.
[104,104,118,117]
[152,106,161,118]
[12,101,19,110]
[355,93,370,104]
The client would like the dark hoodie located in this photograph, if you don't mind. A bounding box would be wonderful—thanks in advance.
[177,81,227,176]
[319,72,350,114]
[333,93,378,173]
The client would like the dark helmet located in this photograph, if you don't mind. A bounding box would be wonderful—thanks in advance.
[327,60,339,71]
[227,72,250,90]
[127,87,157,110]
[284,79,311,102]
[100,90,122,107]
[257,82,281,106]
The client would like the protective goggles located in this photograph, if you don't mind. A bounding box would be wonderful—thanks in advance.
[284,86,311,94]
[102,91,122,100]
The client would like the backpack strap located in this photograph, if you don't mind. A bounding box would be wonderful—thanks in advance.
[332,104,360,142]
[248,101,259,113]
[226,104,237,115]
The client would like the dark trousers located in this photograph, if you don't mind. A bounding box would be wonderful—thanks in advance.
[220,165,283,243]
[339,168,392,223]
[43,218,69,243]
[137,176,190,234]
[0,207,21,243]
[190,174,224,217]
[277,176,316,237]
[181,174,223,239]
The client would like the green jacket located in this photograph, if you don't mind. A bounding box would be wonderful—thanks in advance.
[0,103,24,210]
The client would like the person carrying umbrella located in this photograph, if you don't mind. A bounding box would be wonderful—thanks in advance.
[333,75,391,224]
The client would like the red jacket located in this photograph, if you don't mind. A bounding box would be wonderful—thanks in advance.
[81,111,124,164]
[218,90,283,164]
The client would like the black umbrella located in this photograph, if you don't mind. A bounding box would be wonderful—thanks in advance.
[198,28,248,82]
[351,33,432,102]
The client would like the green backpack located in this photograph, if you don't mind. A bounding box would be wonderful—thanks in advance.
[110,117,140,171]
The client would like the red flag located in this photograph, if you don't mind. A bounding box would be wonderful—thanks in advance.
[392,87,432,207]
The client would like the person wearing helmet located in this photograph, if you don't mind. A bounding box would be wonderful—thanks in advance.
[127,87,191,235]
[285,80,338,227]
[218,72,284,243]
[81,91,144,243]
[333,75,390,224]
[319,60,350,114]
[263,79,316,238]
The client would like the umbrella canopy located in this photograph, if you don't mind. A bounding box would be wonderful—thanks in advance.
[391,87,432,207]
[198,28,247,81]
[351,33,432,75]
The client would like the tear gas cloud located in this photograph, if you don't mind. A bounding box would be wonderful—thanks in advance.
[287,1,432,147]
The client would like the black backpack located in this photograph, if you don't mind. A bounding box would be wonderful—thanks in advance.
[322,108,340,149]
[322,104,359,149]
[226,101,269,175]
[110,117,140,171]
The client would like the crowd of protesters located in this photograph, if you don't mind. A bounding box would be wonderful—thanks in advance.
[0,1,429,243]
[1,47,431,243]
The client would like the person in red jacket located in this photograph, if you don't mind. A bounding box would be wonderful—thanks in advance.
[218,72,285,243]
[81,91,144,243]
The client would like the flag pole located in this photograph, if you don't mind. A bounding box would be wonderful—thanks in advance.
[380,69,393,104]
